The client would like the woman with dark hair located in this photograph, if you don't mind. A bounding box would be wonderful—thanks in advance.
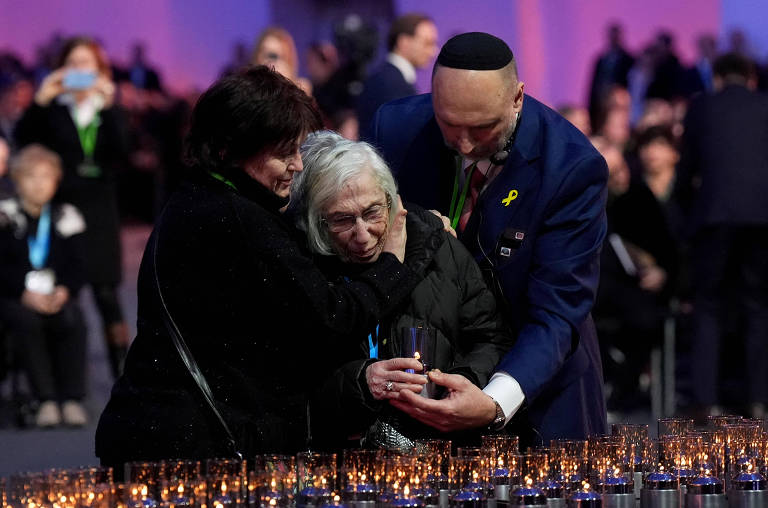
[95,67,418,465]
[14,36,130,380]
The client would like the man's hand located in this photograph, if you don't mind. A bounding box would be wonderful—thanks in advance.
[389,369,497,432]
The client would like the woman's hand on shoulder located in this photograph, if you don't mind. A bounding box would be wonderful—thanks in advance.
[365,357,426,400]
[383,195,407,263]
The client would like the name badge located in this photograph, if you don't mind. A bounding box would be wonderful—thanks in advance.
[77,162,102,178]
[25,269,56,294]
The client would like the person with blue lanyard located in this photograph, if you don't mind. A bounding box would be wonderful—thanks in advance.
[290,131,513,450]
[0,144,89,427]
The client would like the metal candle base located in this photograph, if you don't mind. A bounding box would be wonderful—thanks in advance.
[640,489,678,508]
[495,485,511,502]
[600,493,634,508]
[727,490,768,508]
[686,493,727,508]
[546,499,566,508]
[439,490,450,508]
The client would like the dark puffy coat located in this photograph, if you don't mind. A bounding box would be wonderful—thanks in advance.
[95,169,420,464]
[311,206,513,449]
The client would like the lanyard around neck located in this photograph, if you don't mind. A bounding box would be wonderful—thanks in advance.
[28,204,52,269]
[448,159,479,230]
[209,171,238,191]
[76,116,100,159]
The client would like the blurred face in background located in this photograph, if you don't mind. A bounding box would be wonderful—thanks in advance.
[254,34,297,81]
[15,160,61,209]
[64,44,100,75]
[400,20,439,69]
[639,138,678,175]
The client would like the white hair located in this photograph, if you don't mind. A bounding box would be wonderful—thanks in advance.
[290,130,399,256]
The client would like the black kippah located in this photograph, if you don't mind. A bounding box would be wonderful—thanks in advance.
[437,32,513,71]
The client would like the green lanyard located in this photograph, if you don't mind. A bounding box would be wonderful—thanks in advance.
[209,171,238,191]
[448,158,478,229]
[76,117,100,159]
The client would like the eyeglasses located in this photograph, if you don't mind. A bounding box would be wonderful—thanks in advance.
[322,201,391,233]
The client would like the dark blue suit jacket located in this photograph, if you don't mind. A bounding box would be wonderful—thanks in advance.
[368,93,608,444]
[357,61,417,141]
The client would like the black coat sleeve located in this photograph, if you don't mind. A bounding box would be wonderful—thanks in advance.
[443,235,515,387]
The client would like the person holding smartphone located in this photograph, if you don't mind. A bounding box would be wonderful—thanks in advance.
[14,36,130,380]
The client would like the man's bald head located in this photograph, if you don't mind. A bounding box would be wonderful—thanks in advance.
[431,32,524,160]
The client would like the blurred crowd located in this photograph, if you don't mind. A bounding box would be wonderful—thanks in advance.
[576,24,768,422]
[0,16,767,427]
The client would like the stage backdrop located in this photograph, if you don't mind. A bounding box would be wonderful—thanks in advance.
[1,0,765,108]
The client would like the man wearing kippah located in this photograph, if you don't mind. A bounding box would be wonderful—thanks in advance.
[367,32,608,445]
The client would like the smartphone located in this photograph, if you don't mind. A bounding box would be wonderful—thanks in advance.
[63,70,97,90]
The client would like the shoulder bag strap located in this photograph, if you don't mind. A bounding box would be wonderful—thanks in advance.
[151,231,243,460]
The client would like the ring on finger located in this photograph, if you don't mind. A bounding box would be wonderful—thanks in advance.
[385,381,394,391]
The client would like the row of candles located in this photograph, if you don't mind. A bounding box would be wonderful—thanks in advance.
[3,415,767,508]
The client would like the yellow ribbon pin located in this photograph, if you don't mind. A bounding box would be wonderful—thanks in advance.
[502,189,519,206]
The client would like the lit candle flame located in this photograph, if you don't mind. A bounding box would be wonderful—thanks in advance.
[583,482,591,492]
[221,481,227,494]
[178,485,184,495]
[404,485,410,497]
[361,473,367,482]
[334,494,341,502]
[141,485,148,497]
[526,477,533,488]
[414,352,421,361]
[269,500,276,507]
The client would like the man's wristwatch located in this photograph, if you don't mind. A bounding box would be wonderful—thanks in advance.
[489,399,506,431]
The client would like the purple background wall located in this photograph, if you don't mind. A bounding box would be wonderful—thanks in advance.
[0,0,759,108]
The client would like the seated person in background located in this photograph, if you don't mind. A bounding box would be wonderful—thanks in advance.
[590,136,678,413]
[290,131,513,449]
[0,144,88,427]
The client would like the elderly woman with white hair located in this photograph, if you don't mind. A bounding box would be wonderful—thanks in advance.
[291,131,513,449]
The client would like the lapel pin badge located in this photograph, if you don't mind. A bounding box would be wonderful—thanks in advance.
[502,189,519,206]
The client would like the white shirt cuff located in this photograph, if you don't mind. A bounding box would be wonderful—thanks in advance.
[482,372,525,426]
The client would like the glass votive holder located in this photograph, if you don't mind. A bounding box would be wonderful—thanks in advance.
[297,453,336,508]
[657,418,694,438]
[76,466,114,508]
[451,455,491,500]
[161,460,201,483]
[253,455,296,507]
[208,475,241,508]
[341,450,378,506]
[522,452,549,486]
[482,435,520,456]
[127,462,163,501]
[127,482,158,508]
[706,415,743,429]
[551,440,588,492]
[159,478,195,508]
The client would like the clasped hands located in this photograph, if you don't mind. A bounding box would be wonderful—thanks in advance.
[365,359,497,432]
